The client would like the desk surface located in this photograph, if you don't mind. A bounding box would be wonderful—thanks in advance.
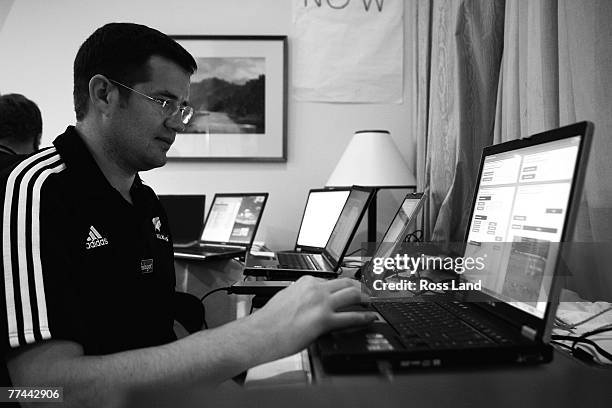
[130,349,612,408]
[168,260,611,407]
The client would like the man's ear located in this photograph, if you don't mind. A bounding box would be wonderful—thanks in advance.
[88,75,116,116]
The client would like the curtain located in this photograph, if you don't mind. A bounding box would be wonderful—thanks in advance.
[494,0,612,300]
[415,0,612,300]
[416,0,505,241]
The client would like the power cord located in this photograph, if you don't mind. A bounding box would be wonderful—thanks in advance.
[551,325,612,365]
[199,286,232,302]
[199,286,233,329]
[345,247,365,257]
[403,229,423,243]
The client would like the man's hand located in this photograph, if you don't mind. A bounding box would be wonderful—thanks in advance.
[249,276,377,359]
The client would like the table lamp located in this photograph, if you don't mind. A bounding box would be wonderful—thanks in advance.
[326,129,416,243]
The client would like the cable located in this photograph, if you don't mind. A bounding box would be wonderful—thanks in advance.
[345,247,365,257]
[551,328,612,363]
[199,286,233,330]
[199,287,232,303]
[403,229,423,243]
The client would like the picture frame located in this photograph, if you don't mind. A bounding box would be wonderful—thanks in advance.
[169,35,287,161]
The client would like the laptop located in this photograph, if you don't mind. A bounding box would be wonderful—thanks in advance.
[368,192,426,278]
[243,186,375,279]
[316,121,593,372]
[379,192,425,246]
[294,187,351,253]
[173,193,268,260]
[158,195,206,246]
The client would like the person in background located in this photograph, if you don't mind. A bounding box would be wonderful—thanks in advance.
[0,93,42,169]
[0,23,375,407]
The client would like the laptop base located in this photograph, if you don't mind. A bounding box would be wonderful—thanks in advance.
[315,337,553,373]
[173,247,246,261]
[243,266,338,280]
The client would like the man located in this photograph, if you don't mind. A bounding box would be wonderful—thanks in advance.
[0,93,42,169]
[0,23,375,406]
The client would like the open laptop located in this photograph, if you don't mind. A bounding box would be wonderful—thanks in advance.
[379,192,425,246]
[158,195,206,246]
[244,186,375,279]
[173,193,268,260]
[316,121,593,372]
[294,187,351,253]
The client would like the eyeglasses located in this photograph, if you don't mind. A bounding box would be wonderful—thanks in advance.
[108,79,194,125]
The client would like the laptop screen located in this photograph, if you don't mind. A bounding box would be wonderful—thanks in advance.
[296,189,350,249]
[200,194,267,245]
[463,135,582,318]
[381,194,424,244]
[325,188,372,263]
[158,195,206,244]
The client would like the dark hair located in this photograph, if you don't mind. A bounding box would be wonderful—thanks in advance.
[73,22,197,121]
[0,93,42,145]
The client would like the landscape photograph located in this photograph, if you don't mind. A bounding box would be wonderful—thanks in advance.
[183,57,266,135]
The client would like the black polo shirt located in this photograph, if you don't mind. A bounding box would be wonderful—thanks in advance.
[0,126,176,372]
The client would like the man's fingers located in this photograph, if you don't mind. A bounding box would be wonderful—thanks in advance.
[322,277,360,293]
[329,286,362,309]
[327,311,377,331]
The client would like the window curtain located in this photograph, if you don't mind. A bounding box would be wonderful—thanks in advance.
[415,0,612,300]
[494,0,612,300]
[415,0,505,242]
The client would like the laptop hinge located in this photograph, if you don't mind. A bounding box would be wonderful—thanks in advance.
[521,325,537,341]
[321,253,335,270]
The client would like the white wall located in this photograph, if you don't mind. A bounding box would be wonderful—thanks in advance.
[0,0,416,249]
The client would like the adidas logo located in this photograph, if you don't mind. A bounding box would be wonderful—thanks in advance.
[85,225,109,250]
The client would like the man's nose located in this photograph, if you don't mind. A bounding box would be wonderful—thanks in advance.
[165,113,186,132]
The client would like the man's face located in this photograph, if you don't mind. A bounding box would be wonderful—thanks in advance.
[106,55,191,172]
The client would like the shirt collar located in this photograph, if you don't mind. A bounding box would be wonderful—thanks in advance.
[53,126,143,196]
[0,144,18,155]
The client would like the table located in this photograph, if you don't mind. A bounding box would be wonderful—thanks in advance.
[167,259,612,407]
[129,347,612,407]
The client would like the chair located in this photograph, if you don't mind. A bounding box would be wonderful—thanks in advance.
[173,291,205,334]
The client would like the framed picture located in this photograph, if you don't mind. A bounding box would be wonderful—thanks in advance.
[169,35,287,161]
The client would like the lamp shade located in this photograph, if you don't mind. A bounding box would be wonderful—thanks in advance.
[326,130,416,187]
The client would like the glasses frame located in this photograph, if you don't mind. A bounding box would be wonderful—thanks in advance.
[108,78,194,125]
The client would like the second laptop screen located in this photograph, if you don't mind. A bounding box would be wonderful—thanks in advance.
[297,190,350,248]
[201,195,266,244]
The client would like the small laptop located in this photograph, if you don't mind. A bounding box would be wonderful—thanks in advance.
[316,121,593,372]
[369,192,426,280]
[158,195,206,246]
[244,186,375,279]
[173,193,268,261]
[294,187,351,253]
[379,192,425,246]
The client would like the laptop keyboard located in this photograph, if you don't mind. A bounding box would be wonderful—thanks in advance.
[277,253,321,270]
[373,301,513,349]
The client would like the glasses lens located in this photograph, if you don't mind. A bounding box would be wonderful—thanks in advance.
[160,100,178,117]
[181,107,194,125]
[161,100,193,125]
